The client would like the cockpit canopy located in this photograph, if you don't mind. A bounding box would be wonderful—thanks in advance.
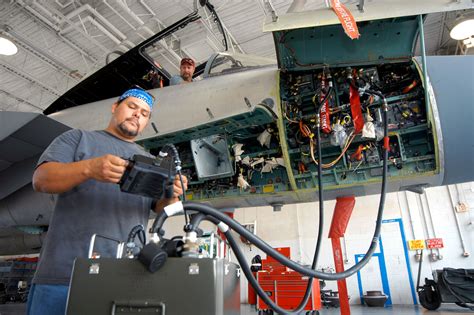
[202,52,276,78]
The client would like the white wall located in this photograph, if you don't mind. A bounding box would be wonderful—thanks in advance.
[153,182,474,305]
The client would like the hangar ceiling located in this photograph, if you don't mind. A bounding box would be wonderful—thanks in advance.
[0,0,472,113]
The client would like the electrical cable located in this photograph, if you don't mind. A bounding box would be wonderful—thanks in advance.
[311,86,333,109]
[307,86,356,169]
[188,214,318,314]
[151,95,388,282]
[441,269,474,310]
[183,149,385,280]
[279,32,325,68]
[189,172,325,313]
[182,95,386,280]
[127,224,145,244]
[153,145,387,279]
[225,225,308,314]
[309,132,355,168]
[149,88,389,312]
[159,144,189,225]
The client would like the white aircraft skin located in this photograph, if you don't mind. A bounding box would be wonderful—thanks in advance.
[49,58,446,208]
[0,1,472,255]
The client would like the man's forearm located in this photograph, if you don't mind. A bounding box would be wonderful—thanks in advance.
[32,161,91,194]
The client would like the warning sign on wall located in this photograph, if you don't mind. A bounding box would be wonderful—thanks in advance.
[426,238,444,249]
[408,239,426,251]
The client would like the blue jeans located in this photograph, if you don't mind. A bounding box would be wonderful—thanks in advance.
[27,284,69,315]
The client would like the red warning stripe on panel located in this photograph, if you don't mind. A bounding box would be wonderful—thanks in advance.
[330,0,360,40]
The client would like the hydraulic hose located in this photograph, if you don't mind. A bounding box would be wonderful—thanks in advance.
[225,226,307,314]
[179,100,388,280]
[160,143,189,225]
[186,116,326,312]
[148,81,389,312]
[189,214,315,314]
[312,86,333,110]
[150,93,389,281]
[189,212,207,229]
[127,224,146,245]
[152,129,387,281]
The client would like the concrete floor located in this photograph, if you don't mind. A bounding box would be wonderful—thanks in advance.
[240,303,474,315]
[0,303,472,314]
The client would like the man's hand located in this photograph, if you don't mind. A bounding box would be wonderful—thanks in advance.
[33,154,128,194]
[85,154,129,183]
[171,174,188,199]
[154,174,188,212]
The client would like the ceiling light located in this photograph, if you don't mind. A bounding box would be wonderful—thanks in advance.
[0,37,18,56]
[463,37,474,49]
[450,18,474,40]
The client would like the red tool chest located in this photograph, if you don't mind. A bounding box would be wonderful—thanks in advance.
[255,247,321,314]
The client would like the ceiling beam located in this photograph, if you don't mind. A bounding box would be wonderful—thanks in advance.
[0,89,44,111]
[15,1,99,70]
[1,25,81,81]
[0,61,62,97]
[435,12,447,55]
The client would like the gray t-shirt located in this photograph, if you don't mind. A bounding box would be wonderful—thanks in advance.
[33,129,154,285]
[169,75,193,85]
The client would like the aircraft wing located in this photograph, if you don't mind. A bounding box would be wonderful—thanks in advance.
[0,111,71,201]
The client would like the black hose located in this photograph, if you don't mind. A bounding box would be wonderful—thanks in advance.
[441,269,474,310]
[191,215,314,314]
[189,213,207,230]
[225,228,306,314]
[151,130,387,281]
[160,144,188,225]
[150,211,167,236]
[189,192,323,313]
[313,87,333,112]
[150,96,389,282]
[127,224,145,244]
[179,99,388,281]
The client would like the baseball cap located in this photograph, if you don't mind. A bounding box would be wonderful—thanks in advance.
[181,57,195,67]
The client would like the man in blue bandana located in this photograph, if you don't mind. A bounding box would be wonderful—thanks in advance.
[27,88,187,315]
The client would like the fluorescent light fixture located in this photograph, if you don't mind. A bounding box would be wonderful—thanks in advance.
[450,18,474,40]
[0,37,18,56]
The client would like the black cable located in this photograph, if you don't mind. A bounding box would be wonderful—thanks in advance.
[178,87,384,312]
[441,268,474,310]
[151,129,387,281]
[312,86,333,110]
[138,229,146,247]
[189,214,311,314]
[147,102,389,312]
[188,196,320,312]
[160,144,189,225]
[179,97,388,281]
[225,227,307,314]
[127,224,145,244]
[150,96,389,281]
[189,213,207,229]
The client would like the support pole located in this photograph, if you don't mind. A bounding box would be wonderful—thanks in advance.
[328,196,356,315]
[331,237,351,315]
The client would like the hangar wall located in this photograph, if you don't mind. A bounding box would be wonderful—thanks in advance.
[162,182,473,305]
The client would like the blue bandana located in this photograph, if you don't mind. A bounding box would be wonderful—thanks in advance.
[118,88,154,109]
